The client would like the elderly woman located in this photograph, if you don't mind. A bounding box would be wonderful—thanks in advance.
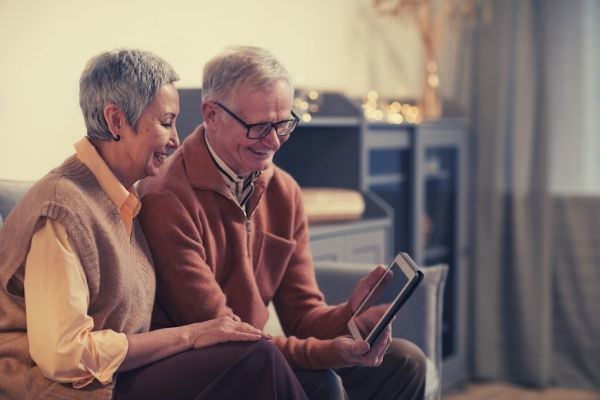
[0,49,307,400]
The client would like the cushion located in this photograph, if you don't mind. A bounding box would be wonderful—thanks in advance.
[301,187,365,223]
[0,179,34,222]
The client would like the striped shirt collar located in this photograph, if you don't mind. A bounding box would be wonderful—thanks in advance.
[204,131,261,210]
[74,137,140,235]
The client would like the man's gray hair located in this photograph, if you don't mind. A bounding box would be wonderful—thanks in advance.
[202,46,293,103]
[79,49,179,141]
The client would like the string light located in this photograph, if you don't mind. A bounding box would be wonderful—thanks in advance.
[294,88,423,125]
[294,88,323,122]
[361,92,422,124]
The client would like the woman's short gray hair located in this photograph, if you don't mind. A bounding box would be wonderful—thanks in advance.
[202,46,293,103]
[79,49,179,141]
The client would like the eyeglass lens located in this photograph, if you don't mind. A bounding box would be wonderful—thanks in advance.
[249,120,297,139]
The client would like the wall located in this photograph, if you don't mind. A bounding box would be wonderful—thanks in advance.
[547,0,600,194]
[4,1,596,188]
[0,0,434,180]
[582,0,600,192]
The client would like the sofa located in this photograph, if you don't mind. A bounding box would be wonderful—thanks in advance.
[315,262,446,399]
[0,179,447,399]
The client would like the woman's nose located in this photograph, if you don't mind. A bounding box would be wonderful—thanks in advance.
[171,126,180,148]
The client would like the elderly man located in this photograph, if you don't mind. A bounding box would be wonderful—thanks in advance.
[139,46,426,399]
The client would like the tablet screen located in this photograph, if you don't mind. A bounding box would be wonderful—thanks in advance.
[348,253,422,344]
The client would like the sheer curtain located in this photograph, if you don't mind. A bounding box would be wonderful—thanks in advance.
[469,0,600,389]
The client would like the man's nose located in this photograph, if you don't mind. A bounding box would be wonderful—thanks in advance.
[260,127,281,150]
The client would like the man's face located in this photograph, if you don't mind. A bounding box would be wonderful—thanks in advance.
[205,80,294,176]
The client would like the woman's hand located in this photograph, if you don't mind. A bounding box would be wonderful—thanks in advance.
[186,316,269,349]
[120,316,269,373]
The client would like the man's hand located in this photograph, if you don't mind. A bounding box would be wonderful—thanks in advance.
[348,265,389,313]
[334,324,392,367]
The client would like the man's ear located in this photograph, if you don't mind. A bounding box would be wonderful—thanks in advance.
[202,102,218,126]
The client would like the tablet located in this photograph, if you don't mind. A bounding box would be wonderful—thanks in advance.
[347,252,423,346]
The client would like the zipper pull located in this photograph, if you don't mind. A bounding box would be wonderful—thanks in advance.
[245,219,252,258]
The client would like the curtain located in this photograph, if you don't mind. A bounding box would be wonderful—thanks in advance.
[470,0,600,389]
[552,196,600,388]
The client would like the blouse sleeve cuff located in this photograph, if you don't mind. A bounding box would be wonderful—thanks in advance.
[73,331,129,388]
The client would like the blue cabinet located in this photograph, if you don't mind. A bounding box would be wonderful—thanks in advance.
[413,121,469,390]
[362,119,470,389]
[363,125,413,258]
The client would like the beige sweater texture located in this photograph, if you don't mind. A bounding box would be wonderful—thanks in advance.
[0,156,155,400]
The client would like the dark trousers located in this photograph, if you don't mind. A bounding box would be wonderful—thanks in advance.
[295,339,427,400]
[114,339,308,400]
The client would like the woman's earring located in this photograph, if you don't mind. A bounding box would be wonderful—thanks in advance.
[112,134,121,142]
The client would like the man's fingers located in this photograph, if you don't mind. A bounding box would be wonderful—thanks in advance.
[336,335,392,367]
[372,326,392,350]
[368,265,387,283]
[376,330,391,355]
[353,340,370,356]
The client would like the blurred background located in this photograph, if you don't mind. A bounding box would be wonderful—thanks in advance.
[1,0,598,398]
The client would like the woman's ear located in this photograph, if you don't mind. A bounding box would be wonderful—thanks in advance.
[103,103,125,136]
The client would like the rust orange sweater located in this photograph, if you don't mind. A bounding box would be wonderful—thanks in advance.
[138,127,353,369]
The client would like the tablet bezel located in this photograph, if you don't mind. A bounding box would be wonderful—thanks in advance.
[347,252,423,346]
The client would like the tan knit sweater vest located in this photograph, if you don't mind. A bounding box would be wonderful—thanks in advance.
[0,156,155,400]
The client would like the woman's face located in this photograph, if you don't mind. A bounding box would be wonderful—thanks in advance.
[121,83,180,180]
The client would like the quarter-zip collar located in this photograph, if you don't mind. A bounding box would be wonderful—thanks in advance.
[205,130,261,213]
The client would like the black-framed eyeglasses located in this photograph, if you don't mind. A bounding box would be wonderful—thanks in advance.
[215,101,300,140]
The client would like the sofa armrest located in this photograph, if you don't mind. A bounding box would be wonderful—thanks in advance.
[0,179,34,226]
[314,261,447,399]
[314,262,447,359]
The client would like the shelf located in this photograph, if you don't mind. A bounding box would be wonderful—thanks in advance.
[367,121,417,129]
[296,91,361,120]
[309,217,390,239]
[418,117,470,131]
[365,129,411,149]
[425,170,451,181]
[299,116,360,127]
[366,174,406,185]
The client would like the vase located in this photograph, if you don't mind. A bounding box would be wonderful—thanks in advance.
[419,59,443,120]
